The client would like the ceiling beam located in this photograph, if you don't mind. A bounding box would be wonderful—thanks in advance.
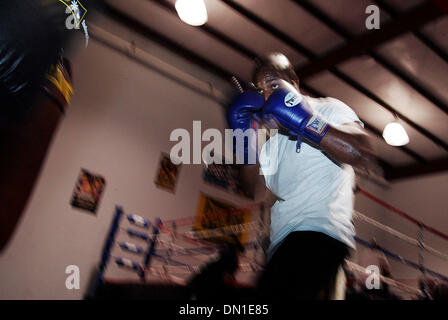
[370,54,448,115]
[151,0,258,59]
[386,156,448,180]
[293,0,448,116]
[102,3,234,81]
[103,1,444,180]
[150,0,423,170]
[331,68,448,152]
[374,0,448,65]
[296,0,445,77]
[221,0,315,59]
[291,1,448,152]
[219,0,447,153]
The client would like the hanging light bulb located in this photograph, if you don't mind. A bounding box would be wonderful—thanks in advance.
[383,121,410,146]
[175,0,208,26]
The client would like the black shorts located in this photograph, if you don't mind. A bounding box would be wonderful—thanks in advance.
[257,231,349,300]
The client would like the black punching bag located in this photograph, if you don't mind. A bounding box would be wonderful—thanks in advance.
[0,1,68,116]
[0,0,104,119]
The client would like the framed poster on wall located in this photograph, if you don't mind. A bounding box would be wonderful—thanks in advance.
[70,168,106,214]
[193,193,251,246]
[154,152,181,193]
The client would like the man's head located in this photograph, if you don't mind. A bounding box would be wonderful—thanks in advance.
[251,53,301,135]
[252,53,300,101]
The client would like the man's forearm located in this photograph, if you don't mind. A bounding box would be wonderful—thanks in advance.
[320,124,378,173]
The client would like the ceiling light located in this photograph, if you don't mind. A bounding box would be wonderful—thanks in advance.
[175,0,208,26]
[383,121,409,146]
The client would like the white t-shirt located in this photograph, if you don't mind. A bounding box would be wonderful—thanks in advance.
[259,96,362,260]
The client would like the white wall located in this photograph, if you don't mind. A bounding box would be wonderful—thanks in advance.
[375,173,448,282]
[0,19,253,299]
[354,172,448,287]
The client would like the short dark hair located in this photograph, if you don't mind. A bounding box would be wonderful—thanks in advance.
[252,53,299,85]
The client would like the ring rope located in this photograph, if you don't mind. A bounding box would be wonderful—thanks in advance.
[163,210,448,263]
[145,262,263,275]
[157,227,448,283]
[344,260,422,296]
[157,238,211,252]
[147,258,421,296]
[181,233,221,252]
[152,253,191,267]
[184,221,260,239]
[154,241,258,257]
[155,244,216,256]
[155,211,448,281]
[150,261,418,296]
[104,201,446,298]
[111,237,429,297]
[157,210,448,281]
[358,188,448,241]
[355,236,448,282]
[112,255,421,296]
[118,209,448,263]
[148,267,187,285]
[353,211,448,261]
[160,202,264,228]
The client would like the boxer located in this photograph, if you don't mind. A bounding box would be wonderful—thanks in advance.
[227,53,378,300]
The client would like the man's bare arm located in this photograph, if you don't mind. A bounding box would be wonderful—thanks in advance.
[320,122,378,173]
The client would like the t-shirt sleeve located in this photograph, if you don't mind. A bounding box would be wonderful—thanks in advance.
[319,98,364,128]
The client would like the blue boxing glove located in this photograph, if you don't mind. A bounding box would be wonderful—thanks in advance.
[228,91,265,131]
[257,87,331,152]
[227,91,265,164]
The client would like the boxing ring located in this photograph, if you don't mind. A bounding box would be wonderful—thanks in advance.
[89,189,448,300]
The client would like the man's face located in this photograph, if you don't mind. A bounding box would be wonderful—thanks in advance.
[253,68,300,134]
[253,68,299,101]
